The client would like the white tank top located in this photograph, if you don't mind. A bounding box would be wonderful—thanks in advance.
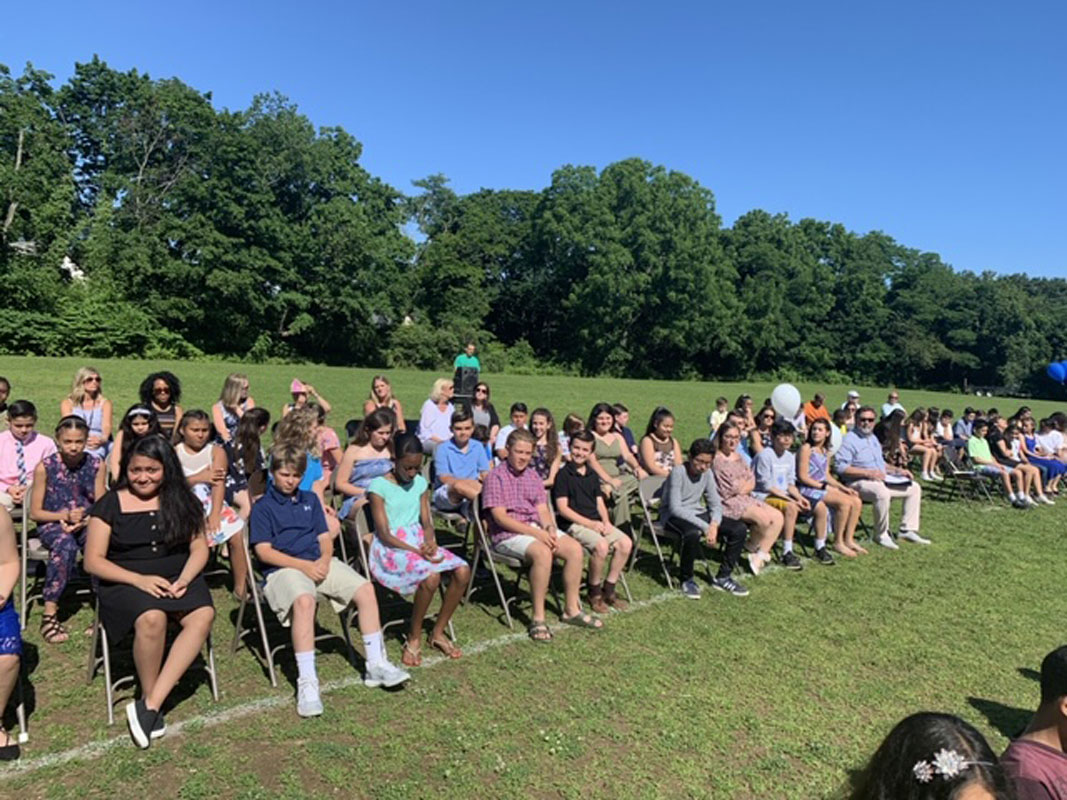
[176,442,214,477]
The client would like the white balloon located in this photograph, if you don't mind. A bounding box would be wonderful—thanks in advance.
[829,424,843,456]
[770,383,802,420]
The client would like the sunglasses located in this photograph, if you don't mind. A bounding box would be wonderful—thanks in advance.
[153,387,171,394]
[858,417,876,423]
[84,377,101,384]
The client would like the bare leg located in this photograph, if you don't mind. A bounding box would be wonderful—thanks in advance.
[290,593,317,653]
[132,610,168,702]
[350,582,381,635]
[429,565,470,644]
[605,535,632,582]
[525,542,553,622]
[408,572,440,644]
[229,532,250,599]
[556,536,585,618]
[143,606,215,712]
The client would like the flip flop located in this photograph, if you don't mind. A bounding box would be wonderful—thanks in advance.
[560,612,603,630]
[428,635,462,659]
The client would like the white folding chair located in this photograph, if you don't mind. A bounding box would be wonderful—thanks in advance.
[18,484,49,630]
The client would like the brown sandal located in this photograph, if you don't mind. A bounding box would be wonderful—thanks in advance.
[428,635,462,660]
[401,641,422,667]
[40,614,69,644]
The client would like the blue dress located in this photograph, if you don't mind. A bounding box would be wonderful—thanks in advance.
[0,599,21,656]
[339,457,393,519]
[72,404,110,460]
[1025,436,1066,479]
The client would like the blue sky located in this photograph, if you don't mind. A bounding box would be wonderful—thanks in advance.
[4,1,1064,277]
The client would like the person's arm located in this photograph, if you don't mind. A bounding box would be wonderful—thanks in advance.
[254,541,326,580]
[836,439,881,481]
[280,403,291,420]
[418,401,437,444]
[796,444,818,489]
[489,506,550,542]
[586,449,620,488]
[207,445,227,534]
[639,437,667,477]
[29,462,64,523]
[665,466,710,532]
[93,457,107,502]
[362,399,377,416]
[753,452,782,497]
[169,533,209,598]
[0,510,18,606]
[60,398,73,417]
[749,429,763,454]
[433,446,458,488]
[109,431,124,481]
[211,403,232,442]
[368,490,422,553]
[544,452,561,488]
[393,400,406,432]
[555,495,600,529]
[303,384,331,415]
[173,405,184,431]
[99,398,113,440]
[85,512,172,597]
[494,427,510,460]
[334,448,363,500]
[536,500,557,533]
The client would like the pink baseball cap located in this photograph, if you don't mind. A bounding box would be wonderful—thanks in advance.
[290,379,306,393]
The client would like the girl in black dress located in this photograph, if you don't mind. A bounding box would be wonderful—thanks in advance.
[85,435,214,750]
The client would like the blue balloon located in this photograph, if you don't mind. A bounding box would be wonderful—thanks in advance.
[1049,362,1067,383]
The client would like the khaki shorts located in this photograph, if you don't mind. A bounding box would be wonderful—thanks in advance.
[494,528,565,560]
[566,522,627,552]
[261,558,367,626]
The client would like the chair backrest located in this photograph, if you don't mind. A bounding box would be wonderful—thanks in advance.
[638,474,666,506]
[344,419,362,444]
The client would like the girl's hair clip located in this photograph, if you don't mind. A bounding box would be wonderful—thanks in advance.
[913,748,992,783]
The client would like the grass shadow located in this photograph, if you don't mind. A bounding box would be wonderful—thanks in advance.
[968,696,1031,740]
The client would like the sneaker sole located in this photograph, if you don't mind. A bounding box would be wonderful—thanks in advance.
[364,674,410,689]
[712,584,748,597]
[150,724,166,740]
[126,702,150,749]
[682,592,702,600]
[297,705,324,718]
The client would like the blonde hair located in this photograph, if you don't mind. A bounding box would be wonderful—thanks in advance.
[274,405,320,458]
[68,366,102,406]
[368,374,395,406]
[219,373,249,409]
[429,377,454,404]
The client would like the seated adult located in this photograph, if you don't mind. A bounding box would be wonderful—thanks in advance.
[0,401,57,512]
[734,394,756,432]
[906,408,943,482]
[1001,645,1067,800]
[802,393,832,428]
[85,436,215,749]
[212,373,255,444]
[1037,417,1067,463]
[748,406,777,456]
[335,409,395,520]
[851,712,1013,799]
[639,406,684,478]
[711,422,780,576]
[30,416,107,644]
[587,403,645,530]
[362,375,406,432]
[483,429,603,643]
[281,379,331,420]
[432,408,489,513]
[417,378,455,455]
[552,430,633,612]
[494,403,528,461]
[797,419,866,558]
[840,389,860,410]
[60,366,113,460]
[835,406,928,549]
[0,508,21,760]
[752,420,811,570]
[660,438,748,599]
[881,390,905,420]
[138,371,184,439]
[367,434,470,666]
[468,382,500,445]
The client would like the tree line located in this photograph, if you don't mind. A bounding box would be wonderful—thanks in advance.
[3,59,1065,394]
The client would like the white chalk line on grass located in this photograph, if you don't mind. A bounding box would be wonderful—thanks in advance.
[2,588,688,778]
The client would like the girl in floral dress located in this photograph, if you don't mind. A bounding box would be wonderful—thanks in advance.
[367,433,470,667]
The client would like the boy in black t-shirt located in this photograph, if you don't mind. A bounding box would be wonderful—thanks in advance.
[552,430,632,613]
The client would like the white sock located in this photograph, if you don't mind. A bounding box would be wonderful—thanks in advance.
[815,537,827,550]
[295,650,317,682]
[782,540,793,554]
[362,631,385,668]
[1009,492,1017,501]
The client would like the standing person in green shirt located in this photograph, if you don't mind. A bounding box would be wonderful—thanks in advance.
[453,342,481,372]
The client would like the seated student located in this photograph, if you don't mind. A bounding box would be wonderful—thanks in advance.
[417,378,455,455]
[552,430,633,612]
[0,401,57,512]
[851,712,1013,800]
[139,371,184,439]
[468,381,500,446]
[336,409,395,520]
[494,402,529,461]
[273,406,340,538]
[0,508,21,760]
[0,377,10,417]
[752,420,812,570]
[223,408,271,519]
[748,406,777,456]
[432,408,489,513]
[797,419,866,558]
[734,394,757,432]
[281,379,331,420]
[1023,417,1065,496]
[802,393,832,428]
[707,396,729,436]
[969,419,1031,508]
[988,415,1046,506]
[85,436,215,749]
[363,374,406,432]
[174,411,249,597]
[60,366,113,460]
[312,404,342,488]
[639,407,684,478]
[1007,421,1055,506]
[559,413,584,461]
[612,404,638,456]
[472,424,493,463]
[530,408,562,488]
[587,403,645,530]
[907,408,944,482]
[1037,416,1067,464]
[483,429,603,642]
[211,373,255,444]
[367,434,470,666]
[30,416,107,644]
[835,406,928,549]
[1002,645,1067,800]
[110,405,162,483]
[711,422,780,576]
[250,444,410,717]
[711,409,754,466]
[955,407,978,441]
[660,438,749,599]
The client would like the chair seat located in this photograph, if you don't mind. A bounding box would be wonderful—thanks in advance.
[489,547,524,569]
[26,537,49,561]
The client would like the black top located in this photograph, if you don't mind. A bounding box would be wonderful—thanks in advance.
[552,461,601,522]
[986,428,1018,465]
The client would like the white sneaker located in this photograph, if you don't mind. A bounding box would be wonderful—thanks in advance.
[1038,495,1055,506]
[929,472,944,482]
[921,472,931,481]
[364,660,411,689]
[876,533,900,550]
[899,530,931,545]
[747,550,766,576]
[296,677,323,717]
[1023,495,1037,506]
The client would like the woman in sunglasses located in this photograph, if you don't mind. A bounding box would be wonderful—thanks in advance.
[139,371,184,439]
[60,367,113,459]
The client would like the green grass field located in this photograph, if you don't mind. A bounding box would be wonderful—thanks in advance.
[1,355,1065,799]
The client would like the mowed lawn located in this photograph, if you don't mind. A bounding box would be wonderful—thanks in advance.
[1,355,1065,799]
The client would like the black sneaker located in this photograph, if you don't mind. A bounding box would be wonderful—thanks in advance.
[781,550,803,570]
[814,547,836,566]
[151,711,166,740]
[126,699,158,749]
[711,576,750,597]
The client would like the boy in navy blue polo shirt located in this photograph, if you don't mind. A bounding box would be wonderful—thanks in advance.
[250,443,409,717]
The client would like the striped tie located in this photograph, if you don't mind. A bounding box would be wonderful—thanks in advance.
[15,438,26,486]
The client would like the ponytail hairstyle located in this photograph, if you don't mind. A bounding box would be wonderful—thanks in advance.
[116,435,204,546]
[55,414,90,438]
[644,406,675,439]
